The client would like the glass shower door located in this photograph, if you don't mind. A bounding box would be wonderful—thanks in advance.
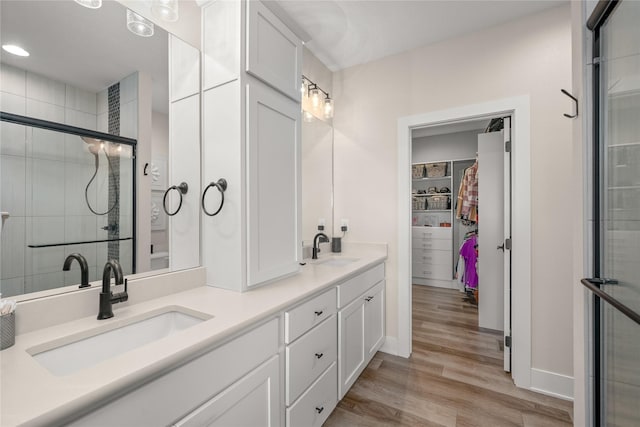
[596,0,640,425]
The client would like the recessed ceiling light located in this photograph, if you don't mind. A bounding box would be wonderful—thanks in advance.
[74,0,102,9]
[2,45,29,57]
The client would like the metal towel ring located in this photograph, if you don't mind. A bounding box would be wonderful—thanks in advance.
[163,182,189,216]
[202,178,228,217]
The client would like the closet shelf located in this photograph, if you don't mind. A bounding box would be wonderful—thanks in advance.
[413,193,452,197]
[412,176,451,182]
[413,209,451,213]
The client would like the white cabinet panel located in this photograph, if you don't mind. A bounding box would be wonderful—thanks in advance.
[411,238,451,250]
[336,263,385,308]
[246,0,301,101]
[411,226,452,240]
[338,296,365,399]
[285,287,336,344]
[174,355,281,427]
[202,0,240,90]
[286,315,337,405]
[286,363,337,427]
[170,35,200,102]
[412,262,452,280]
[169,93,200,271]
[247,83,300,287]
[364,281,385,360]
[411,248,452,265]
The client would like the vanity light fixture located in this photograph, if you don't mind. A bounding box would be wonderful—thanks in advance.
[2,44,29,57]
[323,97,334,119]
[303,111,314,122]
[126,9,154,37]
[151,0,179,22]
[301,75,334,120]
[74,0,102,9]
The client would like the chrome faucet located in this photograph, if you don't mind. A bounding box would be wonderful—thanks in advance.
[98,260,128,320]
[62,253,90,288]
[312,233,330,260]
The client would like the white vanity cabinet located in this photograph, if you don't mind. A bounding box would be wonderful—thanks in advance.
[66,319,281,427]
[337,265,386,399]
[201,0,302,292]
[284,288,337,427]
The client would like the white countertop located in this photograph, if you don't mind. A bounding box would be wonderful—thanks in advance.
[1,245,386,426]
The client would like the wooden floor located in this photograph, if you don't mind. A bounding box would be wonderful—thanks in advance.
[325,285,573,426]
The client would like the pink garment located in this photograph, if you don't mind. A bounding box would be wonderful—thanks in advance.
[459,235,478,289]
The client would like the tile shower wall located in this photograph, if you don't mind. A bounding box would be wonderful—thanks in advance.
[0,65,136,296]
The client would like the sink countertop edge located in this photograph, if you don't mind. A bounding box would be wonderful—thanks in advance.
[1,246,387,427]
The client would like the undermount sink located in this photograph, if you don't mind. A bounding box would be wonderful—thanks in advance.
[29,306,211,376]
[314,257,360,267]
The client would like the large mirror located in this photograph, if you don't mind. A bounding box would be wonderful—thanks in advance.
[0,0,200,298]
[301,114,334,246]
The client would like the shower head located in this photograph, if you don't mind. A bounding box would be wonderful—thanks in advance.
[81,136,103,155]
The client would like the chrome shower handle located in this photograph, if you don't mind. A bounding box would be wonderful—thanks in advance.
[163,182,189,216]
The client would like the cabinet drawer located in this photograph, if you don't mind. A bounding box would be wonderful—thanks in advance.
[337,263,385,308]
[286,315,337,406]
[412,248,452,264]
[412,262,452,280]
[411,238,451,251]
[285,288,336,343]
[246,0,302,100]
[286,362,337,427]
[412,226,452,240]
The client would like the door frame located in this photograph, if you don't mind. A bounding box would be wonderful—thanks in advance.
[396,95,531,389]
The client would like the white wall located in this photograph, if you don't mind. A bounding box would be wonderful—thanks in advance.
[412,130,481,163]
[151,111,169,255]
[332,5,574,380]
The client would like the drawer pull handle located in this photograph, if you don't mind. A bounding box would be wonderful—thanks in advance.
[316,406,324,414]
[365,296,374,302]
[315,352,324,359]
[314,310,323,316]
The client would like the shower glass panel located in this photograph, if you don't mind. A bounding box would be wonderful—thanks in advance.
[597,0,640,425]
[0,114,135,296]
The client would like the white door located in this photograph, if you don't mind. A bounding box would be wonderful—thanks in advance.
[502,117,512,373]
[477,121,511,372]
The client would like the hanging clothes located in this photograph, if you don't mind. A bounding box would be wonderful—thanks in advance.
[456,161,478,224]
[455,255,466,292]
[459,234,478,289]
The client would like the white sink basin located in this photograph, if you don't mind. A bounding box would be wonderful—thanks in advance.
[314,257,359,267]
[30,306,211,376]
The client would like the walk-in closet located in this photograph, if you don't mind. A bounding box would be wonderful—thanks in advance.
[411,118,509,333]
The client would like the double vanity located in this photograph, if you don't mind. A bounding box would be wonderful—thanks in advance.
[1,244,387,426]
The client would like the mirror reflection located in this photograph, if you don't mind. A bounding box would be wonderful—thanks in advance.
[301,113,334,245]
[0,0,197,297]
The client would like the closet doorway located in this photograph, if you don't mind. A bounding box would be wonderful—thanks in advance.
[410,116,512,372]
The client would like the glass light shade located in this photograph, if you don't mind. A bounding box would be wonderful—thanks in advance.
[74,0,102,9]
[2,45,29,57]
[323,98,334,119]
[127,9,154,37]
[151,0,179,22]
[300,82,306,97]
[303,111,314,123]
[310,88,321,108]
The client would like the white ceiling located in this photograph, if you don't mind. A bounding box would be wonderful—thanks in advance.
[274,0,567,71]
[1,1,169,114]
[412,119,490,139]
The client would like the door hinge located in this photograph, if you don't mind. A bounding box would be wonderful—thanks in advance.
[505,238,512,250]
[593,56,601,65]
[505,336,512,348]
[505,140,511,152]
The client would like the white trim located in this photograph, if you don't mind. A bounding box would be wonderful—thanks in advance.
[379,336,398,356]
[530,368,574,401]
[397,95,532,388]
